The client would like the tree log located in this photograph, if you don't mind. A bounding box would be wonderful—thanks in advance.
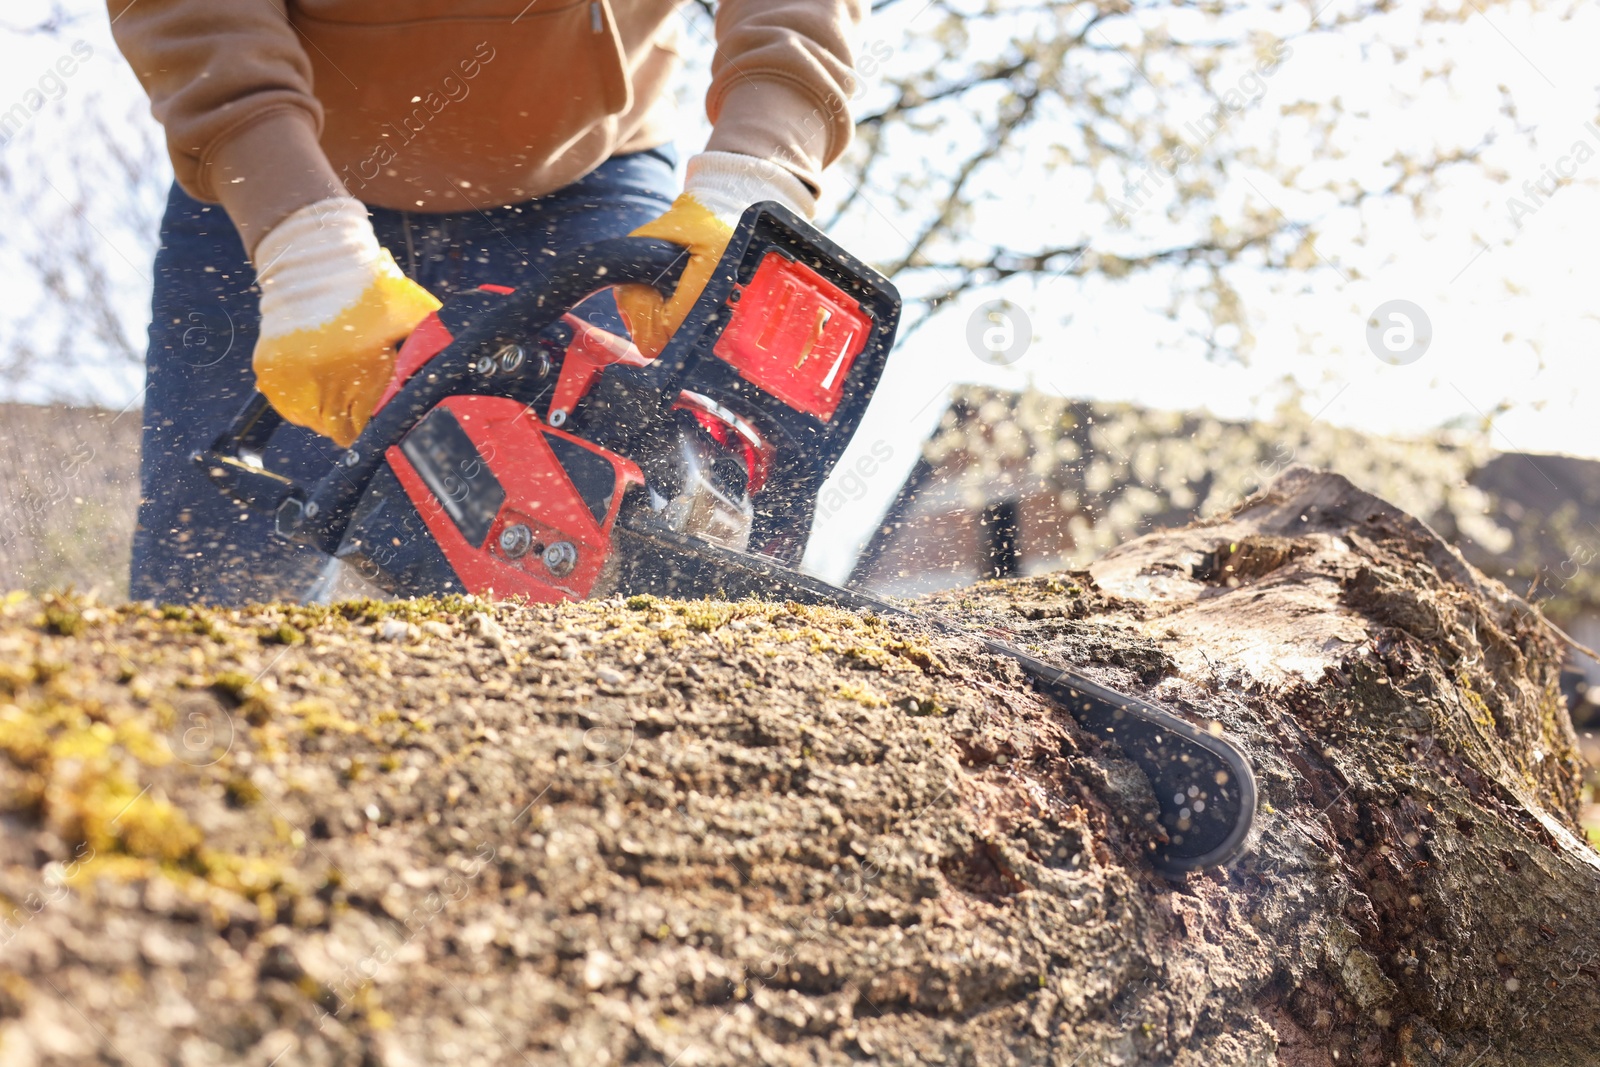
[0,467,1594,1066]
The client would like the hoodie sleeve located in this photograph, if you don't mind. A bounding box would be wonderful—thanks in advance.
[704,0,864,194]
[107,0,345,255]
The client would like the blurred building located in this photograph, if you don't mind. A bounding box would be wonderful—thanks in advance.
[849,386,1600,721]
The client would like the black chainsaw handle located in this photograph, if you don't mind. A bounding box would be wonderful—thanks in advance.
[198,235,689,546]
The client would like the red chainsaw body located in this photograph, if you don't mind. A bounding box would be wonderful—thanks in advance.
[195,202,899,611]
[370,288,641,601]
[385,394,642,601]
[316,205,897,606]
[369,284,781,603]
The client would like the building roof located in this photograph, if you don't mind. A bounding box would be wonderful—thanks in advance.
[851,386,1600,622]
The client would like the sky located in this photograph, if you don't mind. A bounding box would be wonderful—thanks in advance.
[1,0,1598,585]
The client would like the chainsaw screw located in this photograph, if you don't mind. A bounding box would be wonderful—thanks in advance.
[304,502,320,519]
[495,344,526,374]
[473,355,496,375]
[342,450,360,467]
[499,523,533,559]
[543,540,578,577]
[548,409,568,428]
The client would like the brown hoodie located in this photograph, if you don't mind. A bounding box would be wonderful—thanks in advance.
[107,1,862,254]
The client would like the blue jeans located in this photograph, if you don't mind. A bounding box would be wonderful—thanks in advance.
[131,148,677,604]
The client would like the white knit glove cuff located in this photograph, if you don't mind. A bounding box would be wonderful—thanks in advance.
[684,151,818,223]
[254,197,393,335]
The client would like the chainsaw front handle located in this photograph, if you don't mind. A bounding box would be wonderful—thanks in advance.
[194,236,690,548]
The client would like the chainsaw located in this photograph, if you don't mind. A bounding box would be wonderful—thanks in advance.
[195,202,1256,874]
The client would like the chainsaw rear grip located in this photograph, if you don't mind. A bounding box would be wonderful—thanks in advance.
[198,236,690,551]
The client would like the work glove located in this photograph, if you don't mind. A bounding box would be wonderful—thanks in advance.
[252,197,441,448]
[616,152,817,360]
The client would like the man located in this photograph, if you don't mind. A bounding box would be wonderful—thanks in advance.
[108,0,862,604]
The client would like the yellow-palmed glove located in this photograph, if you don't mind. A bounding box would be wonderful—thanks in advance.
[616,152,818,359]
[252,197,441,448]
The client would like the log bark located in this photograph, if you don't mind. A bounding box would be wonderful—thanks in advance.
[0,467,1595,1066]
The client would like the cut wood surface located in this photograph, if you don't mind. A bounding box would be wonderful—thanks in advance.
[0,468,1594,1066]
